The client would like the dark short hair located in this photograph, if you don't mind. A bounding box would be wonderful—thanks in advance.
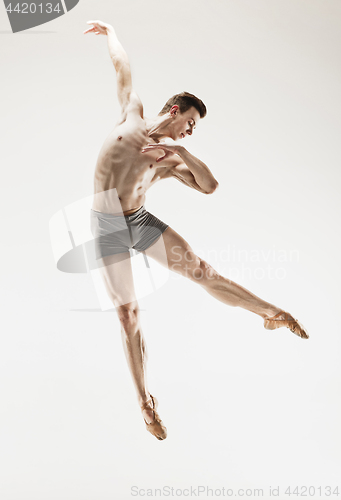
[158,91,207,118]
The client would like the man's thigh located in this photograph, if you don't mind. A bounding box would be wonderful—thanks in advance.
[98,252,137,307]
[144,226,202,278]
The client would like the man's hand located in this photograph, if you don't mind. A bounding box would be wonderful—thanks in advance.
[83,20,113,36]
[141,143,181,163]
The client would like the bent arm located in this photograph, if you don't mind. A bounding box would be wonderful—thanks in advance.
[170,163,213,194]
[141,142,219,194]
[175,147,219,194]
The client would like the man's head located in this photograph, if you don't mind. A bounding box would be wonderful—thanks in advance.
[158,91,206,141]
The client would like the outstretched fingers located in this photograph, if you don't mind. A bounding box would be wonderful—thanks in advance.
[83,26,96,34]
[83,20,108,35]
[141,144,162,152]
[156,155,167,162]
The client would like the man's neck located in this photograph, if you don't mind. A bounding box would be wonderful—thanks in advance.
[145,114,173,141]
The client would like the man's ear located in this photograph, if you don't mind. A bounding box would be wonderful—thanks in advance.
[170,105,179,117]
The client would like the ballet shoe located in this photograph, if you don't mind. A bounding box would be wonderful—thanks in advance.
[141,395,167,440]
[264,310,309,339]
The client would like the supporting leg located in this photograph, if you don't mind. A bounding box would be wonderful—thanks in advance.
[98,252,168,437]
[116,301,154,424]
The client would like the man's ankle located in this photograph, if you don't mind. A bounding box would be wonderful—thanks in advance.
[263,307,283,319]
[139,393,152,408]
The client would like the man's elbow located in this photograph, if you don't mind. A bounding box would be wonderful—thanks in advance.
[111,54,129,71]
[205,180,219,194]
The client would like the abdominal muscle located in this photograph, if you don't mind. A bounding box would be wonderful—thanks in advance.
[92,170,149,216]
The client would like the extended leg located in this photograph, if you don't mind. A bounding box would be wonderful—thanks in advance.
[145,228,281,318]
[145,227,309,338]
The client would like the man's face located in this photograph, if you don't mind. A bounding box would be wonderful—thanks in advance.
[170,105,201,141]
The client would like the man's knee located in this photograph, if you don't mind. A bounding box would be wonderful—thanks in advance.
[116,303,139,329]
[169,250,218,283]
[191,257,218,283]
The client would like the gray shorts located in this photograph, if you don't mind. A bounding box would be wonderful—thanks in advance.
[90,205,169,260]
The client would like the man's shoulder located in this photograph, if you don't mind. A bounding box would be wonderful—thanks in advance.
[120,91,144,121]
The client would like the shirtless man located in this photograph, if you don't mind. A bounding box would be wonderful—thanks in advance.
[84,20,309,441]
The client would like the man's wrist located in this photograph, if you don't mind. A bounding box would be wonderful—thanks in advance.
[106,25,114,34]
[176,145,186,156]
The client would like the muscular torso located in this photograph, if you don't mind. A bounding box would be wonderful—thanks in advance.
[92,113,175,215]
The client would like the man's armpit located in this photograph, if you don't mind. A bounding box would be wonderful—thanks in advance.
[125,91,143,117]
[119,91,143,121]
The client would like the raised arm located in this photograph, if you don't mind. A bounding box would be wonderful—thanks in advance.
[84,20,143,118]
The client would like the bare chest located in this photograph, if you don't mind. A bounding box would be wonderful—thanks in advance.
[94,118,173,190]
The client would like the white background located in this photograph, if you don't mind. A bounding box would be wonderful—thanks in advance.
[1,1,340,499]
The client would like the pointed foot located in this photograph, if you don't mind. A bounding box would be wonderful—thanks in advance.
[264,311,309,339]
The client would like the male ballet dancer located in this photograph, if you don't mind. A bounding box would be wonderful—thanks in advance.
[84,20,309,441]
